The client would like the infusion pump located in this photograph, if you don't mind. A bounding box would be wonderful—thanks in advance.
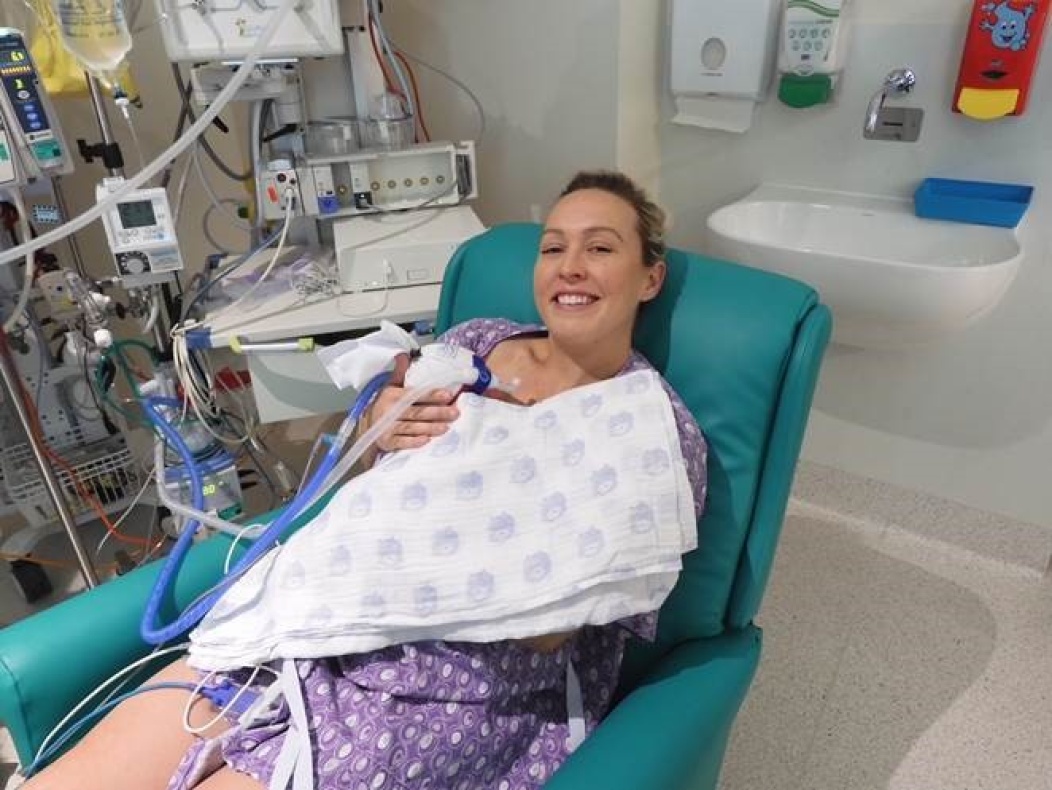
[97,180,185,287]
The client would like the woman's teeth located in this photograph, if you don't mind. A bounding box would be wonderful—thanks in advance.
[556,294,596,306]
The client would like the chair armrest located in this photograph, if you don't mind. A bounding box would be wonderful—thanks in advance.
[0,536,236,766]
[546,627,762,790]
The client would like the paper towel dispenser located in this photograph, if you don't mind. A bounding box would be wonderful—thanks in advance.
[669,0,781,132]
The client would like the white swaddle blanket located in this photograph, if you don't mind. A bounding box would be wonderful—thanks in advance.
[188,370,697,671]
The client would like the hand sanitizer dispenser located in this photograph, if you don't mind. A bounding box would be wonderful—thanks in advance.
[777,0,852,108]
[669,0,780,133]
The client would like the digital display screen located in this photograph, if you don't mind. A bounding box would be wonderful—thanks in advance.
[118,200,157,229]
[0,37,47,136]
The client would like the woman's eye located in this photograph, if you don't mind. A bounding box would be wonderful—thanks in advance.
[541,246,563,255]
[589,245,613,255]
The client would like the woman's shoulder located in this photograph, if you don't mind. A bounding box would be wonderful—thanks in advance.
[438,318,544,355]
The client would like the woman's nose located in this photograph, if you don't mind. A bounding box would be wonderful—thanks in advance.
[558,248,586,279]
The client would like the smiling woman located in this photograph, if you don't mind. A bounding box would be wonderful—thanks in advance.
[22,171,708,790]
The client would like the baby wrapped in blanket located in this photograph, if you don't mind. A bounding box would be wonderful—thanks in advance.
[188,367,697,671]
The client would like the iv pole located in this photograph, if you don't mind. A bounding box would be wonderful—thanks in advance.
[0,326,100,589]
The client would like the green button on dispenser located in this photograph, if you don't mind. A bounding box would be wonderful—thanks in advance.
[778,73,834,108]
[0,142,8,161]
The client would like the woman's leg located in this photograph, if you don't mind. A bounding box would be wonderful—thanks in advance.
[21,657,236,790]
[195,768,264,790]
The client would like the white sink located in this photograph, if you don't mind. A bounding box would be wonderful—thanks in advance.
[705,183,1023,347]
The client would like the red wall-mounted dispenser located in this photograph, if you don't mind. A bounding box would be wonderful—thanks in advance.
[953,0,1051,120]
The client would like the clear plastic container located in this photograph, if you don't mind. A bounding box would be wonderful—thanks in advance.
[363,91,415,150]
[49,0,132,84]
[304,118,360,158]
[362,117,415,150]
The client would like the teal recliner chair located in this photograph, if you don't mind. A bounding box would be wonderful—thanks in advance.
[0,224,830,788]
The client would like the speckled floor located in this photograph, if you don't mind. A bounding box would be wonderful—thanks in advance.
[720,500,1052,790]
[2,480,1050,790]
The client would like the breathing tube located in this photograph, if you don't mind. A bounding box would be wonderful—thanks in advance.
[139,372,391,644]
[0,0,301,269]
[140,348,510,644]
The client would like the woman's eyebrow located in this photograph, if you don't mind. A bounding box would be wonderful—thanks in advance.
[582,226,625,241]
[542,226,625,240]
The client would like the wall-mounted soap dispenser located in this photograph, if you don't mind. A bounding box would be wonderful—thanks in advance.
[953,0,1051,120]
[669,0,780,133]
[776,0,853,108]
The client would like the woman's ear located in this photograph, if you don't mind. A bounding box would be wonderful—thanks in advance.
[640,260,667,303]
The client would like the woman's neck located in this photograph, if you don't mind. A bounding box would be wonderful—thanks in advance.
[530,334,631,387]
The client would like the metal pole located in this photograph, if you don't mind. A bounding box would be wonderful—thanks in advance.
[52,178,89,278]
[0,329,99,588]
[86,75,124,178]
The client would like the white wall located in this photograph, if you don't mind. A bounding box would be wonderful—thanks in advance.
[653,0,1052,529]
[381,0,621,224]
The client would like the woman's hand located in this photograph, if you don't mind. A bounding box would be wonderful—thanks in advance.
[371,386,460,452]
[365,355,460,454]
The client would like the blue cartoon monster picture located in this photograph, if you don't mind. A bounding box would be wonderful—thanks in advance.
[981,1,1035,50]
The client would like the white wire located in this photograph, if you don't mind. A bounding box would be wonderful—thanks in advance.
[224,521,266,574]
[0,0,301,269]
[2,189,34,333]
[94,471,155,558]
[181,665,263,735]
[394,45,487,144]
[192,144,253,231]
[34,643,191,761]
[205,195,294,325]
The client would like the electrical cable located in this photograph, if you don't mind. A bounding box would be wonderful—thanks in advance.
[192,145,253,231]
[179,225,285,323]
[32,642,192,762]
[202,195,294,325]
[0,0,301,269]
[22,681,200,777]
[182,665,263,735]
[391,43,487,144]
[369,0,414,121]
[394,50,431,142]
[94,471,155,559]
[169,63,254,183]
[202,201,249,256]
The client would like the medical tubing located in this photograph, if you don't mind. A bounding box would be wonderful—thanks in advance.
[32,642,191,764]
[140,398,208,645]
[0,0,300,269]
[140,390,351,644]
[311,371,469,507]
[22,682,200,778]
[2,189,34,332]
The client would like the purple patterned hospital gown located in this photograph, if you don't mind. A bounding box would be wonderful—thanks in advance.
[169,318,708,790]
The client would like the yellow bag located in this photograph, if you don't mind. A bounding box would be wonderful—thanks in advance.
[27,0,140,102]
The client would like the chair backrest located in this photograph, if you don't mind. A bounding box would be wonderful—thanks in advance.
[437,224,830,660]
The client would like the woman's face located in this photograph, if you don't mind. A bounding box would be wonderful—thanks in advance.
[534,188,665,348]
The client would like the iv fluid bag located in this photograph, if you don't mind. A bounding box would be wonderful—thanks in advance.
[49,0,132,83]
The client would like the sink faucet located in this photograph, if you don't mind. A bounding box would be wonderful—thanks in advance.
[864,68,916,134]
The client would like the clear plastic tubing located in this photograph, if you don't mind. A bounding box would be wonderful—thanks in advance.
[49,0,132,85]
[0,0,300,269]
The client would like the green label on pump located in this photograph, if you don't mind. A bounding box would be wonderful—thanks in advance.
[0,142,8,161]
[32,140,60,161]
